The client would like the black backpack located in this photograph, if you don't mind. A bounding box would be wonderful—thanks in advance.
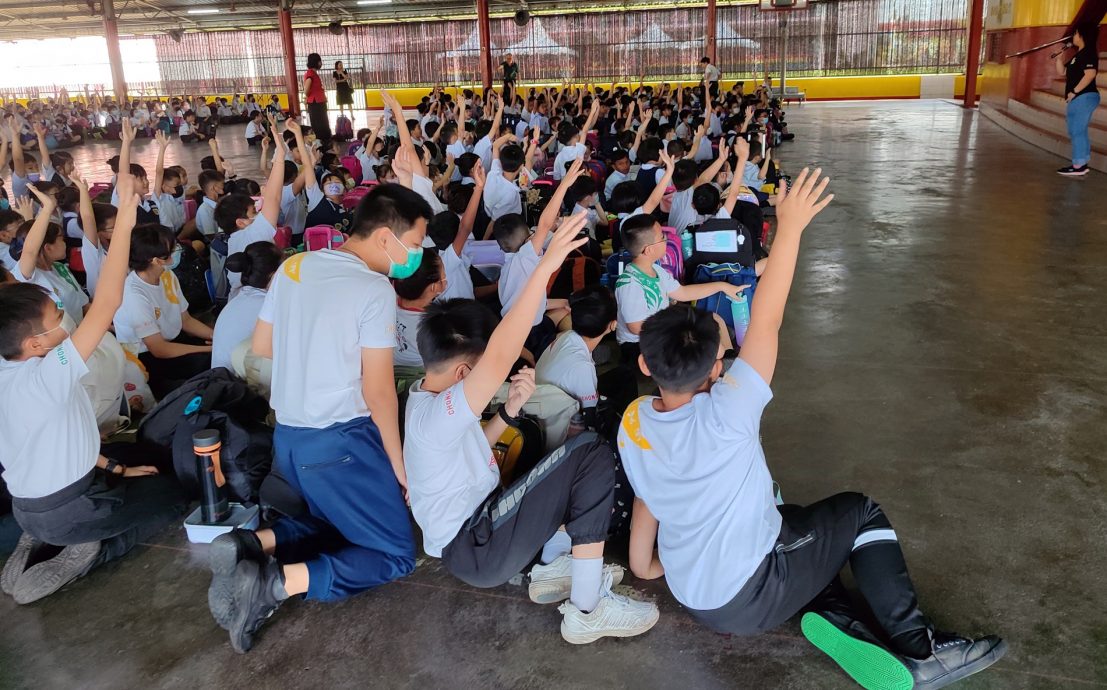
[138,368,273,504]
[686,216,757,278]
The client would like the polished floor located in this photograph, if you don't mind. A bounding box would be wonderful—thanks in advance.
[2,101,1106,689]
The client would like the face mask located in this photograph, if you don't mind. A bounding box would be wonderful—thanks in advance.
[386,231,423,279]
[323,182,345,196]
[759,118,769,125]
[32,313,73,340]
[165,246,182,270]
[27,173,40,182]
[173,185,184,198]
[0,199,8,211]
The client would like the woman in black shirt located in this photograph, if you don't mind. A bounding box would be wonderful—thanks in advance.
[333,60,355,124]
[1054,24,1100,176]
[502,53,519,102]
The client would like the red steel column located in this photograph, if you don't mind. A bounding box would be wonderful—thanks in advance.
[477,0,493,92]
[102,0,128,104]
[962,0,985,108]
[279,4,301,117]
[706,0,717,64]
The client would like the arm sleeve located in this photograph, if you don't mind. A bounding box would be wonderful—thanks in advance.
[306,183,325,211]
[35,338,91,400]
[257,278,279,324]
[358,281,398,349]
[659,268,681,296]
[712,357,773,436]
[617,283,653,325]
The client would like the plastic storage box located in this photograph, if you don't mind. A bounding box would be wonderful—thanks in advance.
[183,503,261,544]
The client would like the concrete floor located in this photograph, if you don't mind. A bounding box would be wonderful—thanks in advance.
[2,101,1107,689]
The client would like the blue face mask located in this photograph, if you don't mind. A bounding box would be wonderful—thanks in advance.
[386,232,423,280]
[0,199,9,211]
[166,246,182,270]
[27,173,40,183]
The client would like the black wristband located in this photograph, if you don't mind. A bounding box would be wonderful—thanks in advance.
[103,458,122,475]
[498,405,521,428]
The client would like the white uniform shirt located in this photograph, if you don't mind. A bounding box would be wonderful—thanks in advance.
[0,338,98,499]
[196,197,219,237]
[614,264,680,344]
[669,188,698,233]
[227,213,277,297]
[618,359,778,610]
[439,245,474,301]
[280,184,308,236]
[153,193,185,231]
[403,380,500,557]
[535,331,599,409]
[411,174,446,215]
[113,270,189,354]
[604,170,629,200]
[258,250,396,428]
[483,160,522,221]
[473,135,494,171]
[212,286,267,370]
[498,242,544,327]
[552,143,585,180]
[394,305,424,368]
[80,237,108,297]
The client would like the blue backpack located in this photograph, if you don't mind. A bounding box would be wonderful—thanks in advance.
[691,263,758,333]
[602,249,633,288]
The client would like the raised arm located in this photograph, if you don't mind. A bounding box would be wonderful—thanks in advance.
[118,119,134,183]
[364,115,383,155]
[208,138,226,175]
[0,125,8,175]
[739,168,832,385]
[153,130,169,194]
[73,175,98,247]
[18,185,57,282]
[489,97,505,140]
[455,164,485,255]
[259,133,271,171]
[260,125,288,226]
[533,158,585,253]
[759,146,772,179]
[581,97,601,137]
[463,212,589,415]
[9,121,25,178]
[697,141,730,186]
[33,123,51,173]
[722,138,751,216]
[383,90,417,158]
[72,173,138,362]
[287,118,316,192]
[640,150,675,215]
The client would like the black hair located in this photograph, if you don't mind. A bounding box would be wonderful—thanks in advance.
[1075,23,1099,46]
[701,56,711,64]
[0,282,53,359]
[492,213,529,253]
[569,286,616,338]
[199,169,224,194]
[106,154,120,173]
[446,182,474,215]
[456,152,480,177]
[692,183,722,215]
[568,175,597,209]
[620,214,659,256]
[417,298,499,370]
[227,177,261,196]
[161,167,183,185]
[0,209,25,235]
[307,53,323,69]
[672,159,698,191]
[128,223,176,271]
[639,304,720,393]
[608,180,642,215]
[90,202,117,232]
[224,241,283,290]
[200,155,217,171]
[394,247,444,301]
[11,221,62,261]
[129,163,147,180]
[500,144,525,174]
[57,186,81,213]
[440,123,458,142]
[49,150,73,171]
[350,183,433,240]
[558,122,581,146]
[213,194,255,234]
[748,139,764,160]
[608,149,630,165]
[638,137,662,164]
[428,211,460,250]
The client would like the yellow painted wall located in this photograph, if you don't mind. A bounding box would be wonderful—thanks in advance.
[361,74,971,108]
[1012,0,1082,28]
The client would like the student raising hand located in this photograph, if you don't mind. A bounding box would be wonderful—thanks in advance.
[774,166,833,233]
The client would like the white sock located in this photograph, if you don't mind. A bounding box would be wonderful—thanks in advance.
[540,530,572,565]
[569,556,603,613]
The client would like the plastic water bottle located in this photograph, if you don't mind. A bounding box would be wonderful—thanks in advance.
[681,230,693,259]
[729,293,751,347]
[193,429,229,524]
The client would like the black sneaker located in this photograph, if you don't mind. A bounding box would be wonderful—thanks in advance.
[902,632,1008,690]
[1057,165,1089,176]
[227,557,287,654]
[208,529,267,630]
[802,611,914,690]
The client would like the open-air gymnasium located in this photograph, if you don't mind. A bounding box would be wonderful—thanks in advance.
[0,0,1104,688]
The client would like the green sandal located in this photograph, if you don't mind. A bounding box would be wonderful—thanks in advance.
[801,612,915,690]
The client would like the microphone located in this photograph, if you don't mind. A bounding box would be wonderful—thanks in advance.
[1049,41,1074,59]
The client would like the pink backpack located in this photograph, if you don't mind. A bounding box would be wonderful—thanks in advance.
[340,155,362,183]
[304,225,345,251]
[342,187,370,210]
[183,198,198,222]
[274,225,293,250]
[658,226,684,282]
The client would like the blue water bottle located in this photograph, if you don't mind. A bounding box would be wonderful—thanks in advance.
[729,293,751,347]
[681,230,693,259]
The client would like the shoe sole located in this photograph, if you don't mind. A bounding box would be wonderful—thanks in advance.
[1058,171,1089,176]
[228,563,260,654]
[560,605,660,645]
[12,541,101,605]
[1,534,36,596]
[801,612,915,690]
[528,566,625,605]
[913,638,1008,690]
[208,536,243,630]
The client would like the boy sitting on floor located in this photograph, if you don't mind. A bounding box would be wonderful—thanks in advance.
[0,173,186,605]
[621,169,1006,690]
[403,210,659,645]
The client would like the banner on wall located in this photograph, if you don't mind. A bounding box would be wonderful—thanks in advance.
[986,0,1015,30]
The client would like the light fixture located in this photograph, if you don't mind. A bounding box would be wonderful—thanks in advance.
[186,8,221,14]
[356,0,392,5]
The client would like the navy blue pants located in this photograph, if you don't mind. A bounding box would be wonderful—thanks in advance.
[270,417,415,602]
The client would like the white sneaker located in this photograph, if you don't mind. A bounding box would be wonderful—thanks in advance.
[527,554,625,605]
[557,572,659,644]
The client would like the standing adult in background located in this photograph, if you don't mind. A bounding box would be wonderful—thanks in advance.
[502,53,520,103]
[701,57,721,99]
[333,60,355,125]
[1055,24,1100,177]
[303,53,332,147]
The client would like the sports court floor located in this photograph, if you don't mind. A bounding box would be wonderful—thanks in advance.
[1,100,1105,689]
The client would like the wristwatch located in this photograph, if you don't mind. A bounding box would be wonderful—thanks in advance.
[103,458,124,475]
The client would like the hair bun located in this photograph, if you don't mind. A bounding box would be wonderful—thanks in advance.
[224,251,252,274]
